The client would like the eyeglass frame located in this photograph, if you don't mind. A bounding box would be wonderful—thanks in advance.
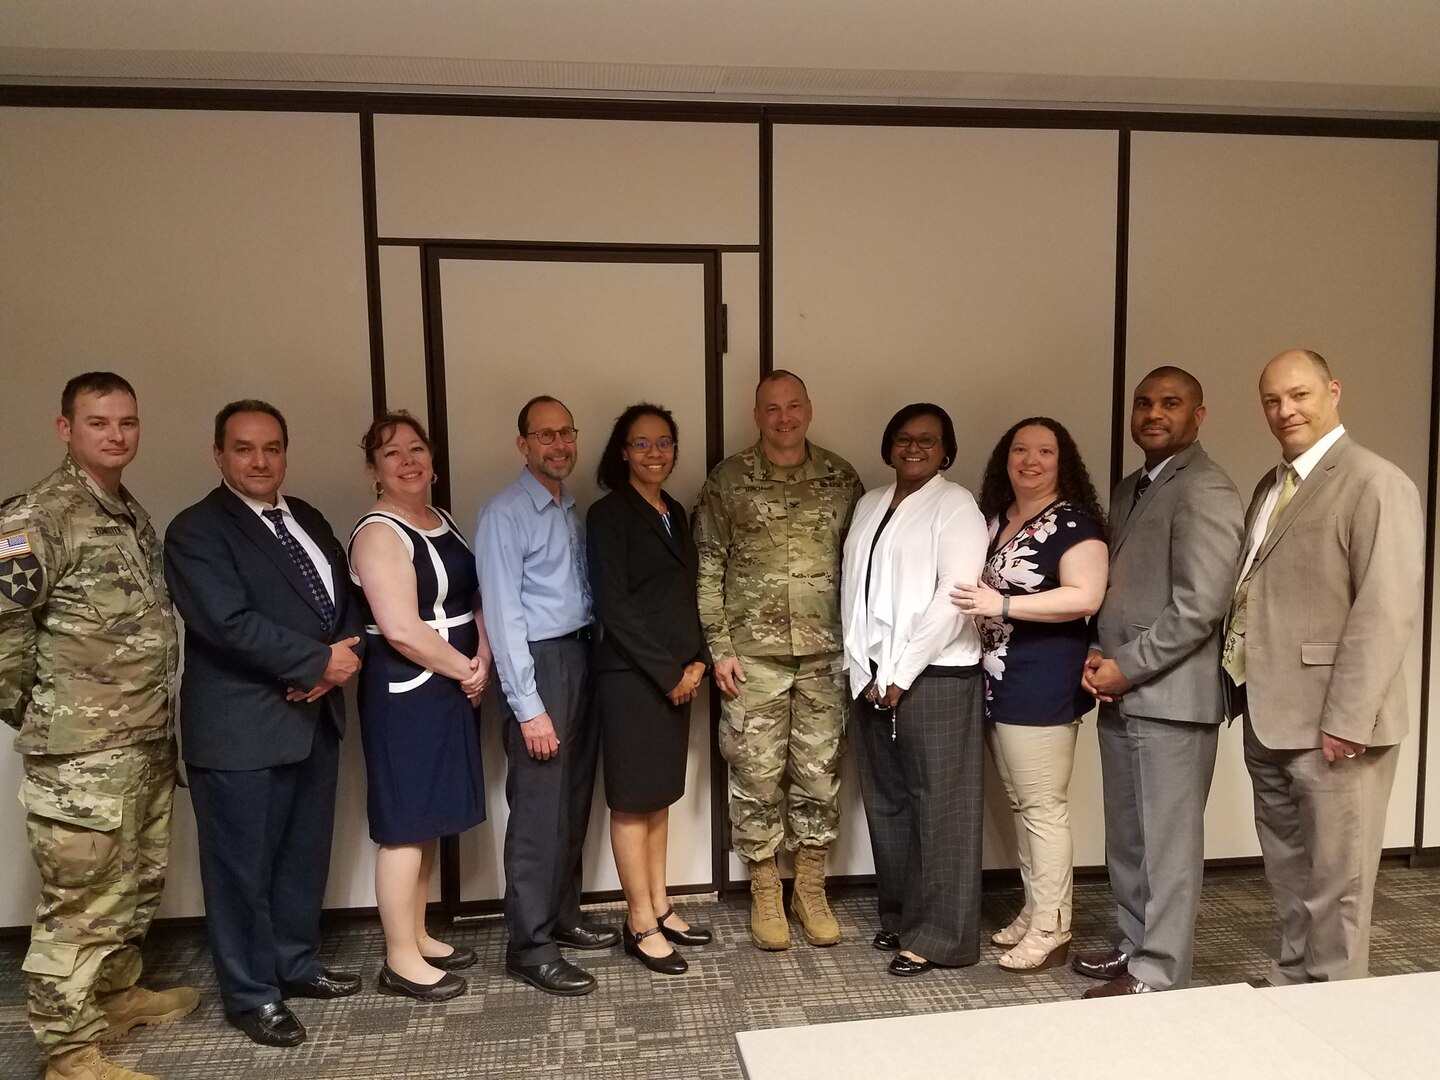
[625,437,677,453]
[525,427,580,445]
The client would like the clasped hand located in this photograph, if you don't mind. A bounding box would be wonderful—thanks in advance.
[286,636,362,703]
[1081,649,1132,701]
[668,661,707,706]
[461,653,491,704]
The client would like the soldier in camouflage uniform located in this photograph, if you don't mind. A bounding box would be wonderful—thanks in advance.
[0,373,196,1080]
[694,369,863,950]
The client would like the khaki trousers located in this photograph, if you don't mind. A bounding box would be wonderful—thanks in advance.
[986,720,1079,933]
[1243,717,1397,984]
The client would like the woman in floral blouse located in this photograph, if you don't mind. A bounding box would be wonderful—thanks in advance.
[952,417,1107,974]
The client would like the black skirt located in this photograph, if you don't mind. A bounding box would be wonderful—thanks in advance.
[597,667,692,813]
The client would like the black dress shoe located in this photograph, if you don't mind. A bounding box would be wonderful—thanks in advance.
[872,931,901,952]
[377,964,467,1002]
[553,923,621,950]
[227,1001,305,1047]
[1081,973,1154,998]
[623,922,689,975]
[281,968,362,999]
[1072,947,1130,981]
[505,957,597,996]
[427,945,478,971]
[887,954,936,978]
[657,907,712,947]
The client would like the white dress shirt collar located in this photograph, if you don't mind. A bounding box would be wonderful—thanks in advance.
[1142,455,1175,483]
[1287,424,1345,482]
[225,480,294,520]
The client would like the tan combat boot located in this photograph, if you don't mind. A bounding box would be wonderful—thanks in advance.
[791,846,842,946]
[748,856,791,950]
[98,985,200,1041]
[46,1044,158,1080]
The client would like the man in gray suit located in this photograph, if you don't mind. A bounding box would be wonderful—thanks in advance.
[1224,349,1422,984]
[1077,367,1243,997]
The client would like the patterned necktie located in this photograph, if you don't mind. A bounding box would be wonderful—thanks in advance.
[1132,471,1153,507]
[1222,465,1298,686]
[263,508,335,630]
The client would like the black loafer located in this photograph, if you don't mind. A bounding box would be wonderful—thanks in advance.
[280,968,362,999]
[657,907,712,947]
[888,954,936,978]
[623,922,689,975]
[1072,947,1130,981]
[227,1001,305,1047]
[873,931,901,952]
[505,957,597,996]
[553,923,621,950]
[377,964,467,1002]
[427,945,478,971]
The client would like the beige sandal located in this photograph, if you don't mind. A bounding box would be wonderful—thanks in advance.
[997,928,1071,973]
[990,910,1031,947]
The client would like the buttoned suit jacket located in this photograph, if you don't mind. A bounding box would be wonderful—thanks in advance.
[1227,434,1423,749]
[164,484,363,770]
[1096,441,1244,724]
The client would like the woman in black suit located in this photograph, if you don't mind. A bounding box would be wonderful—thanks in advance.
[587,403,712,976]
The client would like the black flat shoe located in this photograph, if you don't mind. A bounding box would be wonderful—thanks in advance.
[872,931,901,952]
[505,957,597,996]
[553,923,621,950]
[426,945,478,971]
[657,906,712,947]
[227,1001,305,1047]
[377,964,467,1002]
[888,954,936,977]
[280,968,362,999]
[623,923,688,976]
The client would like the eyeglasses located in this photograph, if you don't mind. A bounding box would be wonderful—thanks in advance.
[526,427,579,445]
[893,434,940,450]
[626,438,676,453]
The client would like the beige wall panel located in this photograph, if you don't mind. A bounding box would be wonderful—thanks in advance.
[0,107,376,924]
[721,253,764,457]
[772,124,1118,876]
[379,245,429,416]
[373,115,758,245]
[1127,131,1437,853]
[434,257,716,901]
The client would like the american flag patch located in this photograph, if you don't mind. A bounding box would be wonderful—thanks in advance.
[1,532,33,557]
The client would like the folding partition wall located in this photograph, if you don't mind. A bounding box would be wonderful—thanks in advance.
[0,92,1435,926]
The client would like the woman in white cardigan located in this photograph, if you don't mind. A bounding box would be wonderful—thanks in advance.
[841,403,989,977]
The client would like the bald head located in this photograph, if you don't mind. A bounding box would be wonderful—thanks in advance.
[1259,349,1342,461]
[1131,366,1206,465]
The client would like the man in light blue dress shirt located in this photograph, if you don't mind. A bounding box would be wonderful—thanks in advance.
[475,395,618,997]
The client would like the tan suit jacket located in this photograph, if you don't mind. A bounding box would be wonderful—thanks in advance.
[1234,433,1423,749]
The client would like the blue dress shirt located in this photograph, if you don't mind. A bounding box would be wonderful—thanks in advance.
[475,468,592,722]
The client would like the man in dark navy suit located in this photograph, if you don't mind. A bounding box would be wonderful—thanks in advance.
[165,400,364,1047]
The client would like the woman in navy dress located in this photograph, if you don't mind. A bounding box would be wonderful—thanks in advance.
[952,417,1107,974]
[349,411,491,1001]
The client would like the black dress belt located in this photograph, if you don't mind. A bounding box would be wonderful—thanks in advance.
[918,663,981,679]
[534,626,593,644]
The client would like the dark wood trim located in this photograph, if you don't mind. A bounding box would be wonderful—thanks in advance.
[759,111,774,377]
[1411,848,1440,868]
[359,110,386,419]
[1109,127,1132,495]
[418,244,451,511]
[377,237,761,253]
[3,84,1437,142]
[1418,140,1440,853]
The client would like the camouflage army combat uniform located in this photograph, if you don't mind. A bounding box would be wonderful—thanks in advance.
[694,441,862,864]
[0,456,179,1057]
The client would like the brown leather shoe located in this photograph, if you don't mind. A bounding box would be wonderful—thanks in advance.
[1082,973,1154,998]
[1071,947,1130,981]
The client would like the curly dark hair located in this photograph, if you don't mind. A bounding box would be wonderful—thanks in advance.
[596,403,679,491]
[977,416,1105,527]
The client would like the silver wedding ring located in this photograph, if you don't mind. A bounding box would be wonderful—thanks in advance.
[1345,752,1357,759]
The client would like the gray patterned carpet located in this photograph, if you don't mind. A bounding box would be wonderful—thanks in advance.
[2,863,1437,1079]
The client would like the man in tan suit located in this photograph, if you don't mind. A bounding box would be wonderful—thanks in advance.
[1224,349,1423,984]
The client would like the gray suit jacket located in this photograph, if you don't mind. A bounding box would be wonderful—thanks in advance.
[1233,434,1423,749]
[1096,441,1244,725]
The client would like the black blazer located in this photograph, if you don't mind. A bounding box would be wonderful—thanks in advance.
[586,485,709,693]
[164,485,364,771]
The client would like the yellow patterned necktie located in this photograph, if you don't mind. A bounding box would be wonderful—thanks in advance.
[1222,465,1297,686]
